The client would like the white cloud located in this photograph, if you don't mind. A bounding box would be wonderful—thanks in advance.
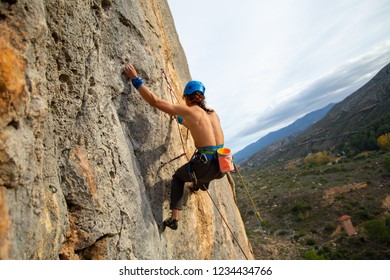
[168,0,390,152]
[229,42,390,151]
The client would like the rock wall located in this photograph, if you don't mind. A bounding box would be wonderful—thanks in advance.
[0,0,253,260]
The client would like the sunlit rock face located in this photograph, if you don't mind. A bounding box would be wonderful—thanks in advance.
[0,0,252,260]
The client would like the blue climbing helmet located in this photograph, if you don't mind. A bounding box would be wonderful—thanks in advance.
[183,80,205,96]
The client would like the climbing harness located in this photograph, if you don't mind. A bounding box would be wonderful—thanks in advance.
[197,145,223,160]
[186,150,208,190]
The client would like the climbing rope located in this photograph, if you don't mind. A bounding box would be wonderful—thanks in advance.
[161,69,181,103]
[190,170,250,259]
[161,69,189,161]
[206,189,250,260]
[160,152,187,167]
[233,163,264,224]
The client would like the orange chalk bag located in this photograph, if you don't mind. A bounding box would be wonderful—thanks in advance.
[217,147,235,173]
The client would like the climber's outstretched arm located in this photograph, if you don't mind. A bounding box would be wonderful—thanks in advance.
[124,63,190,117]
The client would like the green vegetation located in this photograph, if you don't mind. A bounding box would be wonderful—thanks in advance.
[347,113,390,154]
[317,217,390,260]
[304,250,325,260]
[235,150,390,259]
[384,156,390,173]
[304,152,332,165]
[377,133,390,151]
[363,219,390,243]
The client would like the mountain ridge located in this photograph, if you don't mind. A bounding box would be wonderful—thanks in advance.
[234,62,390,260]
[234,103,334,162]
[245,62,390,167]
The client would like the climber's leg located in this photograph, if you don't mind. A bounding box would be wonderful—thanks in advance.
[163,163,192,230]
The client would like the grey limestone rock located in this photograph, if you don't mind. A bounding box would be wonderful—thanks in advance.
[0,0,252,260]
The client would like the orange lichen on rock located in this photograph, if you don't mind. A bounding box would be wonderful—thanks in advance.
[0,23,27,128]
[0,189,11,259]
[69,146,97,196]
[59,213,90,260]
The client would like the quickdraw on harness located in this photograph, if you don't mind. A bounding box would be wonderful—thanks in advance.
[186,150,208,191]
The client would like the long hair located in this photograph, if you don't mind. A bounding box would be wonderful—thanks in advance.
[184,92,214,113]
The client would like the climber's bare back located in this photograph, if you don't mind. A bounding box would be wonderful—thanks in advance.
[181,105,224,148]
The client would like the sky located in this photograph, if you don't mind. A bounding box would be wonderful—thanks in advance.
[167,0,390,153]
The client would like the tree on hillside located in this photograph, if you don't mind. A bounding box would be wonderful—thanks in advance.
[304,151,331,165]
[377,133,390,151]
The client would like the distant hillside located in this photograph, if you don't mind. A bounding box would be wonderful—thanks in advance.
[235,150,390,259]
[235,62,390,260]
[245,62,390,166]
[234,103,334,163]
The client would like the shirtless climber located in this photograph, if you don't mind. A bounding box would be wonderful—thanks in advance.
[124,63,225,230]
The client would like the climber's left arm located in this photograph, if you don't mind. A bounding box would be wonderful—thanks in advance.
[124,63,191,117]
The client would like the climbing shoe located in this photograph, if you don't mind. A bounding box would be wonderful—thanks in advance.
[163,217,178,230]
[189,183,200,193]
[189,182,209,192]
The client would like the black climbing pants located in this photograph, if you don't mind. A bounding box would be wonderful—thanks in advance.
[170,152,225,210]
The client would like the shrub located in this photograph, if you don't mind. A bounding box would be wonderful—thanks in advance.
[356,209,371,221]
[363,220,390,243]
[303,250,325,260]
[297,212,305,221]
[294,229,307,241]
[385,216,390,231]
[384,156,390,173]
[291,201,311,214]
[247,210,255,216]
[324,224,336,232]
[306,238,316,246]
[377,133,390,151]
[304,152,331,165]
